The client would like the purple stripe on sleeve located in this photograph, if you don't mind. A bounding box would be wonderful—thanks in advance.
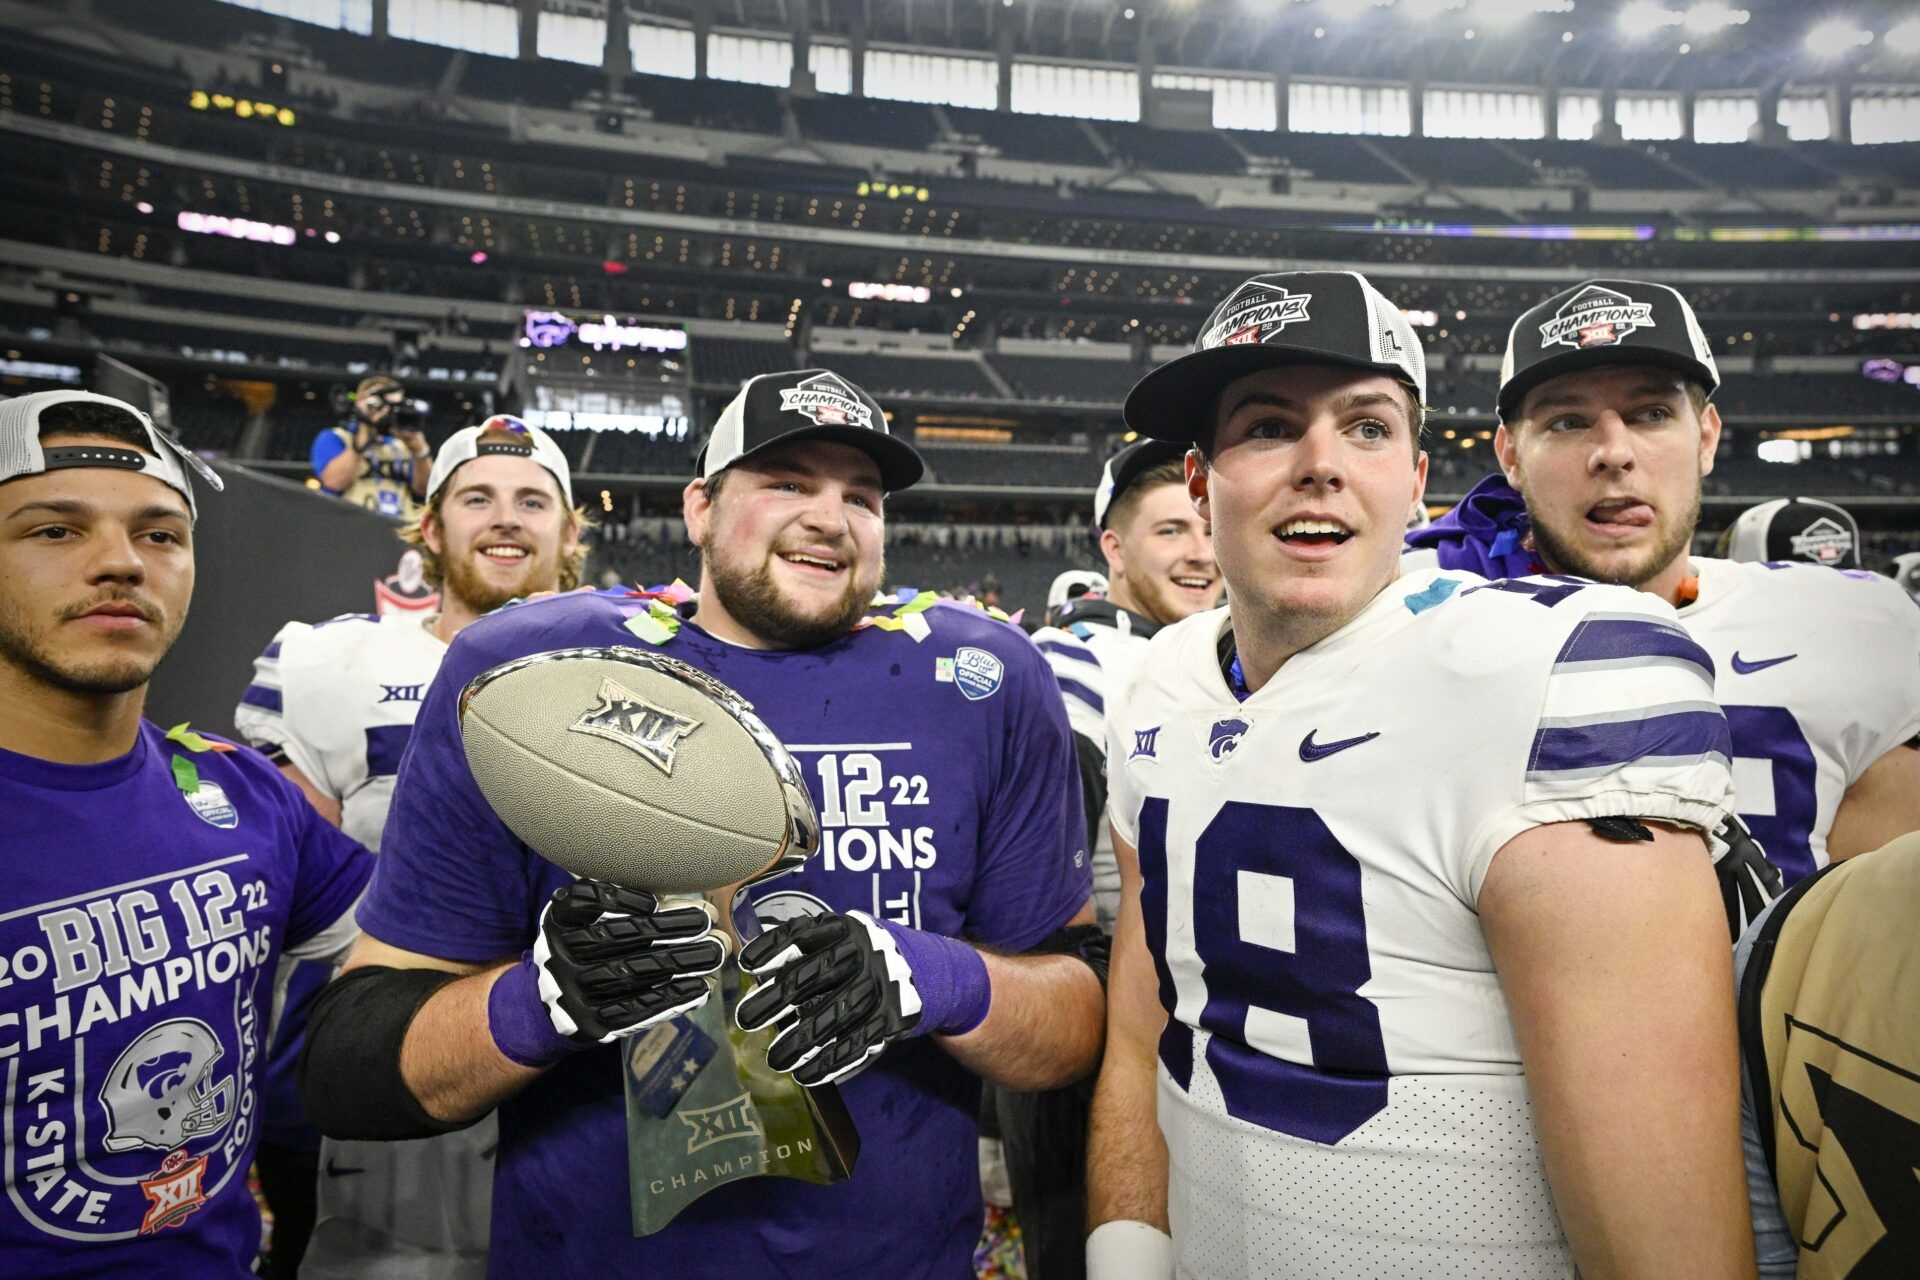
[1555,617,1715,681]
[1529,708,1731,778]
[1054,675,1105,715]
[241,683,283,713]
[1038,639,1100,667]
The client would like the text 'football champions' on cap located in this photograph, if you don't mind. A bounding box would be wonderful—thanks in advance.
[1093,437,1190,529]
[0,389,224,517]
[698,369,923,492]
[1123,270,1427,446]
[1498,278,1720,421]
[426,414,574,505]
[1720,497,1862,570]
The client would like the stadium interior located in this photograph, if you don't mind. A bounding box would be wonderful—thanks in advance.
[3,0,1918,612]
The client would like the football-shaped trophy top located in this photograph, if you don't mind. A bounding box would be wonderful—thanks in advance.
[458,646,817,895]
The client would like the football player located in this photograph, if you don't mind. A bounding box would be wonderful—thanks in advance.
[1033,438,1221,927]
[297,370,1103,1279]
[234,416,583,1279]
[1086,272,1754,1279]
[0,391,370,1278]
[1735,830,1920,1277]
[1408,280,1920,884]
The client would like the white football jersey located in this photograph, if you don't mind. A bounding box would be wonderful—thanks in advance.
[1679,557,1920,883]
[1032,603,1159,929]
[236,611,495,1272]
[1106,568,1735,1279]
[235,613,447,851]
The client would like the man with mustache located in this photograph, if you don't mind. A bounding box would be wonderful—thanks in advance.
[1408,280,1920,888]
[1086,272,1752,1279]
[0,390,371,1278]
[234,415,582,1279]
[298,370,1103,1279]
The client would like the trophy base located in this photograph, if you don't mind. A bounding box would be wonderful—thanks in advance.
[624,903,860,1235]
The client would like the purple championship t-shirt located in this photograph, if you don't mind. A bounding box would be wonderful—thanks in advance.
[357,590,1091,1280]
[0,721,371,1279]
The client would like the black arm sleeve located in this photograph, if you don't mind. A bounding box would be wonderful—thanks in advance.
[298,965,478,1141]
[1073,730,1107,855]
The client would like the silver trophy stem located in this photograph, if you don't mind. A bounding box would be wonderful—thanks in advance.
[622,888,860,1235]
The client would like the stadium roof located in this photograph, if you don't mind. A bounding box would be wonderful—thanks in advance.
[621,0,1920,93]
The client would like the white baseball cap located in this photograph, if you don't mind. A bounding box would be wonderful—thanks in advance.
[426,414,573,505]
[0,390,223,517]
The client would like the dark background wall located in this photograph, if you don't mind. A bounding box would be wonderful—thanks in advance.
[146,463,408,738]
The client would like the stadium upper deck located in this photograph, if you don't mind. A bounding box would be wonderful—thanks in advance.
[1,0,1917,515]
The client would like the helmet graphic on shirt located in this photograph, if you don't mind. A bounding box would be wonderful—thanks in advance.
[100,1018,235,1152]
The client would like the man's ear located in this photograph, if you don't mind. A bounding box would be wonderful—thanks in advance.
[421,507,444,556]
[1698,404,1723,478]
[1097,526,1126,579]
[1494,422,1522,486]
[682,477,712,549]
[1185,449,1210,523]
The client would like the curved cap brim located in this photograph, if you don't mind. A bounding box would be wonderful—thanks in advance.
[1496,346,1718,421]
[1124,345,1420,445]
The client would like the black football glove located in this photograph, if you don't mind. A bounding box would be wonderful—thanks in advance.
[735,911,923,1087]
[1710,814,1782,942]
[533,881,727,1044]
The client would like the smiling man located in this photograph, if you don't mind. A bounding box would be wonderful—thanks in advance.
[234,415,581,1280]
[297,369,1103,1280]
[1085,272,1753,1279]
[0,390,370,1278]
[1409,280,1920,888]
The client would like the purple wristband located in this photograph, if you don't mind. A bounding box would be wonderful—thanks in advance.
[487,953,577,1068]
[876,919,991,1038]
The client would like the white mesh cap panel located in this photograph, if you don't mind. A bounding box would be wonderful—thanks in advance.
[0,393,48,485]
[1348,272,1428,403]
[700,381,753,478]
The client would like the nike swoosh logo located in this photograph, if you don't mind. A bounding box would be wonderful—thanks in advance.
[324,1160,366,1177]
[1731,652,1797,675]
[1299,730,1380,762]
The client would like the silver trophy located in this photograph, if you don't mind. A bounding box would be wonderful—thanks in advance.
[460,647,860,1236]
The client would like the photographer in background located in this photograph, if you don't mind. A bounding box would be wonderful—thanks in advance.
[312,376,430,519]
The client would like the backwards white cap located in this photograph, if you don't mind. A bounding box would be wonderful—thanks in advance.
[0,390,224,517]
[425,415,573,505]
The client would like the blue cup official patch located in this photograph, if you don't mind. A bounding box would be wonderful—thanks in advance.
[185,781,239,829]
[951,647,1004,701]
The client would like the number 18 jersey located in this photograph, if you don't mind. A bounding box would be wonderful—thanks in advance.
[1106,568,1736,1279]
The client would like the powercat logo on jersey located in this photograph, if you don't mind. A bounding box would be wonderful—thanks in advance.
[1539,285,1655,350]
[1200,282,1312,350]
[1789,517,1854,565]
[569,677,701,775]
[1208,718,1249,760]
[778,373,872,428]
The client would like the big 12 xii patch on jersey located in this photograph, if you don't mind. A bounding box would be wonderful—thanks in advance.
[1107,569,1734,1280]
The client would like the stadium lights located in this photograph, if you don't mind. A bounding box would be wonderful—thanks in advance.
[1804,18,1872,59]
[1618,1,1684,38]
[1886,17,1920,55]
[1400,0,1466,18]
[1682,3,1748,34]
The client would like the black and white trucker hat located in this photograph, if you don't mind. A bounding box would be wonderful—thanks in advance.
[1093,437,1191,529]
[1122,270,1427,445]
[0,389,224,517]
[1498,279,1720,421]
[426,414,574,505]
[1720,496,1862,570]
[696,369,923,492]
